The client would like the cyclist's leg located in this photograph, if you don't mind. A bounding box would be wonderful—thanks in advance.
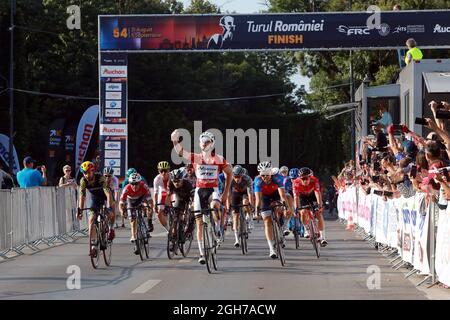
[157,192,168,231]
[194,188,213,263]
[261,194,276,257]
[210,188,222,235]
[127,198,138,241]
[231,192,241,246]
[242,194,253,230]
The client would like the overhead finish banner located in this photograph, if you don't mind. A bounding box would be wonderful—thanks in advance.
[99,10,450,52]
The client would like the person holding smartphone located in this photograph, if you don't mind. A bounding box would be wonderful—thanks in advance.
[17,156,47,188]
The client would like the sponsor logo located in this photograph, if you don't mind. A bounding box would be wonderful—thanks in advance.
[65,135,74,143]
[50,129,62,137]
[434,24,450,33]
[105,100,121,109]
[105,92,122,100]
[105,83,122,91]
[393,25,425,34]
[105,150,121,158]
[337,25,370,35]
[105,158,121,167]
[105,141,121,150]
[105,109,122,117]
[378,23,390,36]
[100,66,127,77]
[77,124,94,167]
[100,124,127,136]
[393,25,406,33]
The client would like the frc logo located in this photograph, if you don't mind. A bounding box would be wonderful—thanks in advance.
[434,24,450,33]
[100,66,127,78]
[337,25,370,35]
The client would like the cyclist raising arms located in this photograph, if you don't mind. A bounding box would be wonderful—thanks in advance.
[254,161,293,259]
[293,167,328,246]
[171,129,232,265]
[154,161,171,231]
[229,165,254,248]
[119,173,153,254]
[77,161,115,257]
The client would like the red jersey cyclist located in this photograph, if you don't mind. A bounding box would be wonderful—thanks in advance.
[293,167,328,247]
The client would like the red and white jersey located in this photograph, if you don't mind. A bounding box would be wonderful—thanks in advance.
[293,176,321,196]
[153,174,169,196]
[119,182,151,203]
[190,152,228,188]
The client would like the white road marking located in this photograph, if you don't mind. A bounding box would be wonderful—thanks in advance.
[132,280,161,294]
[178,258,193,263]
[151,232,168,237]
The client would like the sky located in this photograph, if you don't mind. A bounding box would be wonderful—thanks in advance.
[181,0,311,92]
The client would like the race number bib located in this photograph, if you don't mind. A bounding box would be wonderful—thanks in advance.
[196,165,219,180]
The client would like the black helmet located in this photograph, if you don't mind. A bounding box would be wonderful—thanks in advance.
[298,167,313,177]
[170,168,184,181]
[232,165,245,176]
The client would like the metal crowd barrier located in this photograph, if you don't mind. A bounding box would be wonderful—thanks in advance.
[337,186,445,288]
[0,186,86,258]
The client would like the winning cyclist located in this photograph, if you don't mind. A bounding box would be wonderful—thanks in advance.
[293,167,327,246]
[119,173,153,254]
[254,161,293,259]
[166,168,195,251]
[77,161,115,257]
[153,161,171,231]
[229,165,254,248]
[170,129,232,265]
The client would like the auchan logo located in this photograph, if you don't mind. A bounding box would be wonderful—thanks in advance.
[100,124,127,136]
[101,66,127,77]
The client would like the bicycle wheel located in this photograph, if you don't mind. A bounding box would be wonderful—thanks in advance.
[136,215,146,261]
[203,221,213,274]
[239,210,248,255]
[90,223,100,269]
[208,214,218,271]
[102,221,112,266]
[167,212,176,260]
[310,220,320,258]
[142,217,150,259]
[294,217,300,250]
[181,214,193,257]
[272,218,285,266]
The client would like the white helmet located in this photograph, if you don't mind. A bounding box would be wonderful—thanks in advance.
[128,173,142,184]
[257,161,272,175]
[199,131,215,152]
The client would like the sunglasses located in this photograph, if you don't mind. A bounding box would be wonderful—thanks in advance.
[103,174,112,178]
[130,182,139,186]
[261,175,271,178]
[300,177,309,181]
[160,170,168,173]
[173,180,182,184]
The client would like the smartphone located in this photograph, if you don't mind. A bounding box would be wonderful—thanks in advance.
[374,190,383,196]
[410,165,417,178]
[392,124,403,131]
[372,175,380,183]
[442,168,450,181]
[437,102,445,109]
[415,117,428,125]
[383,191,394,197]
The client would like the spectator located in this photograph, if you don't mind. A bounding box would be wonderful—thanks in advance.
[16,156,47,188]
[374,104,393,130]
[0,165,15,189]
[405,38,423,65]
[58,165,77,188]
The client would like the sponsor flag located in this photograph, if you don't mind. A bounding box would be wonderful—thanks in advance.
[0,134,20,174]
[75,105,99,174]
[46,118,66,185]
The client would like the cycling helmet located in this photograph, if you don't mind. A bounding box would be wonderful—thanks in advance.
[80,161,95,173]
[157,161,170,170]
[170,168,185,181]
[232,165,245,177]
[271,167,279,175]
[280,166,289,174]
[103,166,114,176]
[128,173,142,184]
[257,161,272,175]
[126,168,137,176]
[242,168,248,176]
[289,168,299,179]
[186,163,193,169]
[199,131,215,152]
[299,167,313,177]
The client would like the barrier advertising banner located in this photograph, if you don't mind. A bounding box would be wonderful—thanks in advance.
[0,134,20,174]
[436,207,450,286]
[75,105,99,173]
[99,11,450,52]
[99,53,127,178]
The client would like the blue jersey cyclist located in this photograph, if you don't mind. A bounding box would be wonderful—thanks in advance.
[254,161,293,259]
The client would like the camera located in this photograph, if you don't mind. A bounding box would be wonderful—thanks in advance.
[410,164,417,178]
[373,162,381,172]
[415,117,428,125]
[435,109,450,119]
[384,191,394,197]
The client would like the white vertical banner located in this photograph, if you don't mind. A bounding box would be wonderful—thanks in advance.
[435,206,450,286]
[413,193,430,275]
[0,134,20,174]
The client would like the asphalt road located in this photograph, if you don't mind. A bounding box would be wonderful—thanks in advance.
[0,214,440,300]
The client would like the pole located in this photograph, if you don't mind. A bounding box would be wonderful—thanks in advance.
[9,0,15,175]
[350,50,355,162]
